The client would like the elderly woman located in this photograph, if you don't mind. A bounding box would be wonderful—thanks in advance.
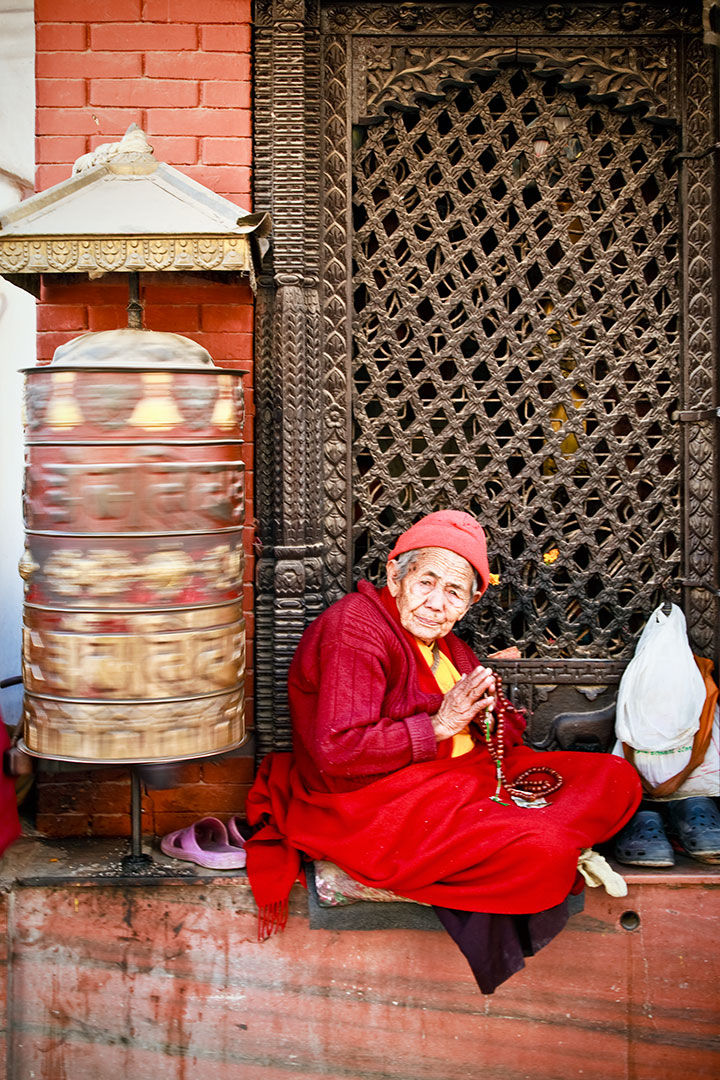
[245,511,641,992]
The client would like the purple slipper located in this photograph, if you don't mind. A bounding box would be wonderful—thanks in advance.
[160,816,246,869]
[226,814,247,850]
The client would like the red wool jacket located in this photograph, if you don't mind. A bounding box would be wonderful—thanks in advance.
[288,581,525,791]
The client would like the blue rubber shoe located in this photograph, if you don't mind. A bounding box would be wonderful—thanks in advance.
[663,797,720,864]
[613,809,675,868]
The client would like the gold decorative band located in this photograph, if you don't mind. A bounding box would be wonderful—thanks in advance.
[0,235,254,275]
[20,539,245,603]
[24,686,245,762]
[23,618,245,700]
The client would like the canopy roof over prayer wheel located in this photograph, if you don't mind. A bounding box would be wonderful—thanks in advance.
[0,124,270,292]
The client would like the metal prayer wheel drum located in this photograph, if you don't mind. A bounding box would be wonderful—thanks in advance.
[19,328,247,763]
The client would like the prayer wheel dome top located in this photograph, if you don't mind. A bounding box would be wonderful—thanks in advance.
[45,328,216,371]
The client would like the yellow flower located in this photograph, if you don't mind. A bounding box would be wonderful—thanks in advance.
[488,573,500,586]
[543,548,560,565]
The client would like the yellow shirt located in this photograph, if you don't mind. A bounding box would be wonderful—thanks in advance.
[416,640,476,757]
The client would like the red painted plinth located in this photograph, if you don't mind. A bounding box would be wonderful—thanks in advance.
[1,839,718,1080]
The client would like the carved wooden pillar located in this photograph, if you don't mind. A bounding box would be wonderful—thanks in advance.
[254,0,324,753]
[681,7,720,667]
[702,0,720,672]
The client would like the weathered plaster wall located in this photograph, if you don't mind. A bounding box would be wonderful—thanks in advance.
[0,0,35,731]
[0,278,33,733]
[0,0,34,199]
[31,0,256,838]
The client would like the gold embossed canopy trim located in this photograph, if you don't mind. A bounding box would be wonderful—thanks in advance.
[0,125,271,290]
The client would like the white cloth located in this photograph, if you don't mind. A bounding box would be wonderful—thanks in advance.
[576,849,628,897]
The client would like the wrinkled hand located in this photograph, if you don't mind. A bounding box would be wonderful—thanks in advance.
[432,665,496,742]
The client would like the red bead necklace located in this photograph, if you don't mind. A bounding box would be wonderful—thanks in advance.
[482,674,563,808]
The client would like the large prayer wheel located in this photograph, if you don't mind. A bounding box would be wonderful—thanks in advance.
[19,328,247,763]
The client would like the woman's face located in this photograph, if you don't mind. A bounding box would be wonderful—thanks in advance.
[386,547,480,645]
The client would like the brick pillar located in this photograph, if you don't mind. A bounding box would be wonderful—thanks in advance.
[33,0,256,837]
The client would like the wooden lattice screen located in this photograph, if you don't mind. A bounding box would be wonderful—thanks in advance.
[351,68,680,660]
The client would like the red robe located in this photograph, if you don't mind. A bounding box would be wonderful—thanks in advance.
[245,582,641,924]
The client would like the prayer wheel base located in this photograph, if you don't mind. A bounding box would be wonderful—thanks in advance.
[17,732,250,767]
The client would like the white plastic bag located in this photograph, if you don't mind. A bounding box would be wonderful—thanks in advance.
[613,604,705,787]
[651,705,720,800]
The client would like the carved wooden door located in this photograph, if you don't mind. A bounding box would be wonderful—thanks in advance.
[254,2,718,749]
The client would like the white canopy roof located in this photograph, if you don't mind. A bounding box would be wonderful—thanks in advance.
[0,125,270,285]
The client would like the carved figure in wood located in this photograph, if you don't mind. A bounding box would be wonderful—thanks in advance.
[471,3,495,31]
[398,2,422,30]
[543,3,567,30]
[619,2,644,30]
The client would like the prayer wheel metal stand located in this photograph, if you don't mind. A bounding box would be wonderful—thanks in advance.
[0,128,270,874]
[123,770,153,874]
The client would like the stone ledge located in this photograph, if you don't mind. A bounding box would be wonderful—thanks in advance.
[3,834,719,892]
[1,835,251,891]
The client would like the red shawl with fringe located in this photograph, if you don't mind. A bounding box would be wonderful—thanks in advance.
[245,582,640,936]
[0,719,21,859]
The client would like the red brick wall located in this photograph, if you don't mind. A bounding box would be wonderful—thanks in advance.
[33,0,256,839]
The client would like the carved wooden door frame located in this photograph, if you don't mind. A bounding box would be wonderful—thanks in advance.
[253,0,719,753]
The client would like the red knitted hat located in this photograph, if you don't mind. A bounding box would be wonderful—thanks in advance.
[387,510,490,594]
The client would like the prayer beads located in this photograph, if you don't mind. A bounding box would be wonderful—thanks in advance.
[482,674,563,807]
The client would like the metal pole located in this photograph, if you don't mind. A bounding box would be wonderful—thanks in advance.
[121,768,152,872]
[131,769,143,857]
[127,271,143,328]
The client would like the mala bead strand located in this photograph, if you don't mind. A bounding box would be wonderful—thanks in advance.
[483,675,510,805]
[482,674,563,806]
